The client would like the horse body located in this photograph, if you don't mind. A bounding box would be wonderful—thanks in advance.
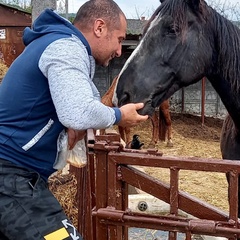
[220,115,240,160]
[101,76,173,147]
[113,0,240,217]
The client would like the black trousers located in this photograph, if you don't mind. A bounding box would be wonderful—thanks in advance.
[0,159,83,240]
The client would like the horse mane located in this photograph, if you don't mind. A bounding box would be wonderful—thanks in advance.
[143,0,240,94]
[211,11,240,92]
[143,0,204,36]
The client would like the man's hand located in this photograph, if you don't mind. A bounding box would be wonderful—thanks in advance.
[67,128,86,150]
[117,103,148,128]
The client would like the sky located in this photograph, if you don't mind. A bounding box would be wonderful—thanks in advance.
[67,0,240,20]
[68,0,159,19]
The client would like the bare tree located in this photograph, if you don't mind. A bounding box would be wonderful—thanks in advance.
[207,0,240,21]
[129,0,240,21]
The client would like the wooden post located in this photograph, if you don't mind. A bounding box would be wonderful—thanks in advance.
[201,77,206,126]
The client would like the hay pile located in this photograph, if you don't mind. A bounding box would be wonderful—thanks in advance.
[0,62,8,80]
[48,172,79,227]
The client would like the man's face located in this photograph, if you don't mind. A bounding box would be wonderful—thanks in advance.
[96,14,126,67]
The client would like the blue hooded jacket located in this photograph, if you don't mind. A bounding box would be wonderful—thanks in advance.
[0,9,91,180]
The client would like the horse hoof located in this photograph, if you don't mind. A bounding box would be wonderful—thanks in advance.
[166,141,173,147]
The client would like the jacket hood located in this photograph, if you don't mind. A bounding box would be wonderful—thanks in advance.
[23,9,91,54]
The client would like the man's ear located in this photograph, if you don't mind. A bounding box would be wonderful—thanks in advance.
[94,18,106,37]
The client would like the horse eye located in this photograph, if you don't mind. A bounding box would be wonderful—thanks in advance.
[167,25,179,35]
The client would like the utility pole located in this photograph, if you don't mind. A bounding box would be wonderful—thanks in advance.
[31,0,56,23]
[56,0,68,19]
[65,0,68,20]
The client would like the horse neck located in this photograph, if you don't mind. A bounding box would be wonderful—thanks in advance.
[206,14,240,129]
[101,76,118,106]
[209,75,240,130]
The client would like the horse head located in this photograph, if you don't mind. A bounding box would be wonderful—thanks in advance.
[113,0,215,116]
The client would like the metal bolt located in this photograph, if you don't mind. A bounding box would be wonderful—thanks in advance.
[138,201,148,211]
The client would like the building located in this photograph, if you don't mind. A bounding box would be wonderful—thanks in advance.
[0,3,31,67]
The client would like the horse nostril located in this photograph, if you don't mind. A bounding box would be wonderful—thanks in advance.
[119,92,130,106]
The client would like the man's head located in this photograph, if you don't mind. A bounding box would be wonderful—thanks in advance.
[73,0,127,67]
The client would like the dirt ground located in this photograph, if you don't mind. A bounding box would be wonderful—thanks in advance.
[49,112,230,229]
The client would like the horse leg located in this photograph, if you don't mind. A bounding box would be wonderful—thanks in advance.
[118,126,131,144]
[159,107,167,141]
[148,110,158,148]
[118,126,126,143]
[164,111,173,147]
[160,100,173,147]
[158,112,171,148]
[125,127,131,144]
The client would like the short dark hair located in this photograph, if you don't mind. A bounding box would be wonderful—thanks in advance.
[73,0,126,30]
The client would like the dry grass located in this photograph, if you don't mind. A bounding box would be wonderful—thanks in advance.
[0,61,8,80]
[48,172,79,226]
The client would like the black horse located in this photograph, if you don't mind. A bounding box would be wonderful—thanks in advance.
[113,0,240,218]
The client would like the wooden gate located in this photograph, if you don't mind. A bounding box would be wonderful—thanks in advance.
[71,131,240,240]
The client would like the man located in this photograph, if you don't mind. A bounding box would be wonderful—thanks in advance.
[0,0,148,239]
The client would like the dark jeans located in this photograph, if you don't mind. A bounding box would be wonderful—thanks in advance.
[0,159,83,240]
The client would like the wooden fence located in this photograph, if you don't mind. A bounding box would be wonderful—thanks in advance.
[70,132,240,240]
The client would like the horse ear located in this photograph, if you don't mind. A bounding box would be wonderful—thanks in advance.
[187,0,200,12]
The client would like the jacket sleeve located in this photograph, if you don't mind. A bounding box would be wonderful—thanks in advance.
[39,36,120,130]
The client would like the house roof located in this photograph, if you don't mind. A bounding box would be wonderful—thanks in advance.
[127,19,147,35]
[0,3,30,14]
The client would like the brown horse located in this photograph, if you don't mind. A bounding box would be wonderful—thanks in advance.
[101,76,173,147]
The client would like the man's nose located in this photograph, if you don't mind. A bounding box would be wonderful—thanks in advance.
[115,45,122,57]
